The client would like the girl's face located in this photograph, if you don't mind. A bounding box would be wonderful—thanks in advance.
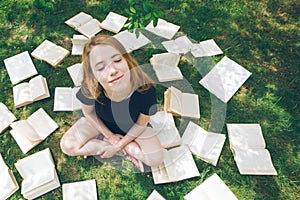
[89,44,131,94]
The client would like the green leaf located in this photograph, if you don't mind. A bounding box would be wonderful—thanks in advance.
[145,13,152,20]
[153,17,159,27]
[130,6,136,14]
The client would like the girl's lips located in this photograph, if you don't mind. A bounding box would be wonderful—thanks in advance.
[109,75,123,83]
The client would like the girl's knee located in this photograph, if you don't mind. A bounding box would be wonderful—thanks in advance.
[144,148,164,167]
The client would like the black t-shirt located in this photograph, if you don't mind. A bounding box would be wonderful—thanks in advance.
[76,86,158,136]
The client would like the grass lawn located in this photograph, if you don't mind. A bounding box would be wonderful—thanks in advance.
[0,0,299,199]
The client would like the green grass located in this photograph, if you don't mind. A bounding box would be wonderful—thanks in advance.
[0,0,299,199]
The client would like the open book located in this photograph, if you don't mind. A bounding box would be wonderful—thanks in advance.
[0,102,16,134]
[162,35,193,54]
[191,39,223,58]
[65,12,102,38]
[31,40,70,67]
[146,190,166,200]
[10,108,58,154]
[150,111,181,148]
[4,51,38,84]
[182,121,226,166]
[199,56,252,103]
[145,18,180,39]
[184,173,238,200]
[62,179,97,200]
[100,11,128,33]
[164,86,200,119]
[14,148,60,200]
[71,35,89,55]
[151,145,200,184]
[226,123,277,175]
[13,75,50,108]
[54,87,81,111]
[67,63,83,87]
[113,30,151,53]
[150,52,183,82]
[0,153,19,200]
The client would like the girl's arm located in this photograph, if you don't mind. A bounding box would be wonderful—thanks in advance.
[81,104,116,140]
[114,113,150,150]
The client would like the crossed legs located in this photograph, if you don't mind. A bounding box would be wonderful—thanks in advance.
[60,117,164,167]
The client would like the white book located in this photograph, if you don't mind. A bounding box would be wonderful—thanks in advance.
[54,87,81,111]
[182,121,225,166]
[13,75,50,108]
[150,111,181,148]
[14,148,60,200]
[199,56,252,103]
[100,11,128,33]
[31,40,70,67]
[164,86,200,119]
[184,173,238,200]
[0,153,19,200]
[0,102,16,134]
[151,145,200,184]
[162,35,193,54]
[150,53,183,82]
[113,30,151,53]
[146,190,166,200]
[71,35,89,55]
[67,63,83,86]
[62,179,97,200]
[10,108,58,154]
[65,12,102,38]
[3,51,38,84]
[191,39,223,57]
[226,123,277,175]
[145,18,180,39]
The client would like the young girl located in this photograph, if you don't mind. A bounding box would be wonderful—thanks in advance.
[60,35,164,171]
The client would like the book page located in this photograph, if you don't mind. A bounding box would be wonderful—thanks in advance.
[67,63,83,86]
[151,157,172,184]
[162,35,193,54]
[151,53,180,69]
[100,11,128,33]
[145,18,180,39]
[184,173,238,200]
[182,121,207,155]
[14,148,54,179]
[234,148,277,175]
[27,108,58,140]
[31,40,69,66]
[63,179,97,200]
[0,103,16,133]
[146,190,166,200]
[65,12,93,29]
[154,66,183,82]
[29,75,50,101]
[181,93,200,119]
[113,30,151,53]
[10,120,42,142]
[78,18,102,38]
[54,87,74,111]
[199,132,226,166]
[199,56,252,103]
[10,129,36,154]
[164,145,200,182]
[150,111,181,148]
[0,168,19,200]
[169,86,183,115]
[13,82,33,107]
[72,87,82,110]
[3,51,38,84]
[227,123,265,149]
[71,35,88,55]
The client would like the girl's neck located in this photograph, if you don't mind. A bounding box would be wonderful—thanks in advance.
[104,84,133,102]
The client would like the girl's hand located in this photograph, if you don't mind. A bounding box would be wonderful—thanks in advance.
[100,145,121,158]
[106,134,123,145]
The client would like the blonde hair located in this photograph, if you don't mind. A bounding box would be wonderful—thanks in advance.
[81,34,154,99]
